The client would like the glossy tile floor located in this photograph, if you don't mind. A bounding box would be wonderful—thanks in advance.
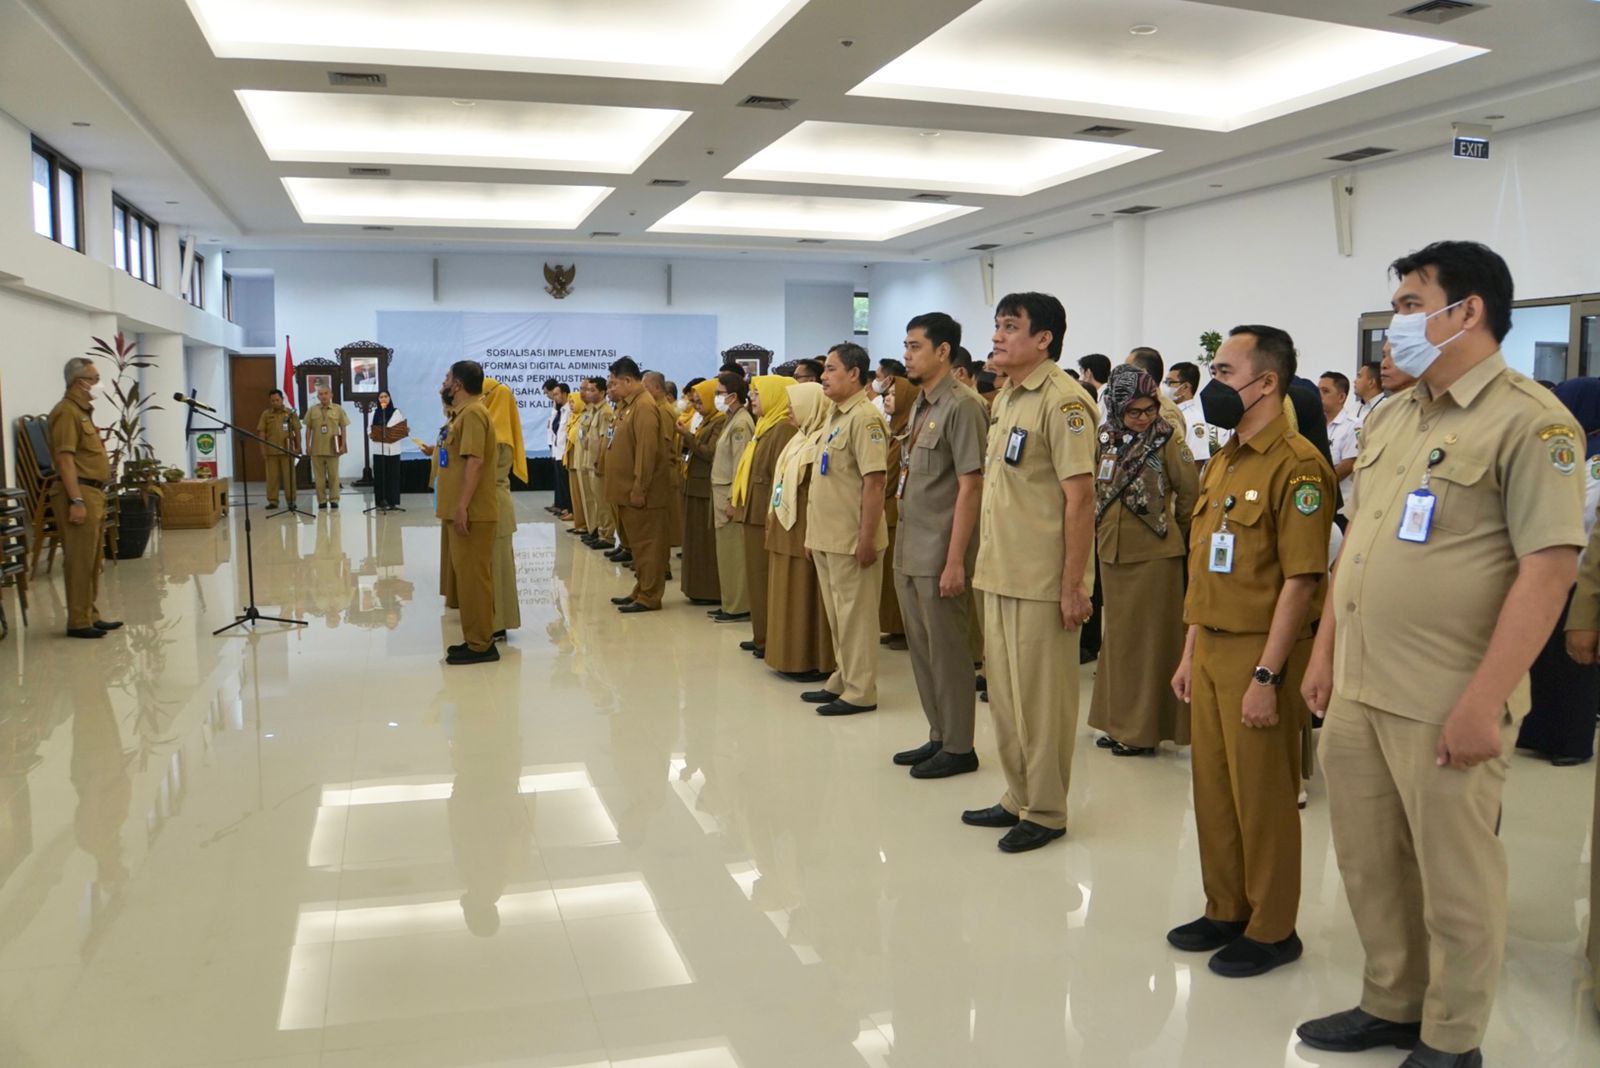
[0,487,1594,1067]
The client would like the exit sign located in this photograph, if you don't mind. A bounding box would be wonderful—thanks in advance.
[1453,136,1490,160]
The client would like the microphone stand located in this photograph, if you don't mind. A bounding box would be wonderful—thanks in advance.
[174,395,307,635]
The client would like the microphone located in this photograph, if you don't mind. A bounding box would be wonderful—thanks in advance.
[174,392,219,413]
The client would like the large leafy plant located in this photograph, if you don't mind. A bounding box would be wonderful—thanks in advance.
[1198,330,1223,367]
[88,332,164,489]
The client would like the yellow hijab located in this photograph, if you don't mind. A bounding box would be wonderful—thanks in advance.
[564,394,586,464]
[690,378,718,419]
[771,383,828,530]
[480,377,528,483]
[731,375,796,506]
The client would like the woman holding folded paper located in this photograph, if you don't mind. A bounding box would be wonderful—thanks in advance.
[369,391,409,510]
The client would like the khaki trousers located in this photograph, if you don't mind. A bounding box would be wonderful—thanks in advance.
[583,470,614,540]
[569,462,588,530]
[984,594,1080,830]
[1191,629,1309,944]
[446,518,497,652]
[264,454,296,505]
[1320,695,1515,1053]
[52,485,105,630]
[897,571,976,751]
[619,505,669,609]
[966,588,985,666]
[742,523,769,646]
[310,454,340,502]
[813,549,883,706]
[715,521,748,615]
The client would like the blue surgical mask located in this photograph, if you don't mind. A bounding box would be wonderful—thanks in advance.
[1387,299,1466,378]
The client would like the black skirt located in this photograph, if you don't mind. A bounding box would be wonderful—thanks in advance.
[1518,589,1599,762]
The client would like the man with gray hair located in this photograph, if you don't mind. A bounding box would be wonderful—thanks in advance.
[50,357,120,638]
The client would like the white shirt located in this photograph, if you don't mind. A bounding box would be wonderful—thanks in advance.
[548,400,571,456]
[1356,392,1386,420]
[1326,409,1360,510]
[1177,396,1231,461]
[373,408,406,457]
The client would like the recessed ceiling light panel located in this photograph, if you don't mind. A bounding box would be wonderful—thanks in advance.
[726,121,1157,196]
[649,192,978,242]
[187,0,810,83]
[238,91,689,174]
[282,177,613,229]
[851,0,1486,132]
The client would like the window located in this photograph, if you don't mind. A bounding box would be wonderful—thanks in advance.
[114,196,159,286]
[223,271,235,322]
[853,291,869,336]
[187,252,205,308]
[30,139,83,251]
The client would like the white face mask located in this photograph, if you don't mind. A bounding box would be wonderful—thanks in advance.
[714,394,731,413]
[1387,299,1466,378]
[677,397,690,413]
[1158,383,1174,402]
[873,378,888,394]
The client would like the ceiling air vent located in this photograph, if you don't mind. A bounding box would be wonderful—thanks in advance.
[969,243,1002,251]
[738,95,797,110]
[797,238,828,244]
[360,225,394,232]
[348,166,391,177]
[589,231,620,238]
[1078,124,1134,138]
[1326,146,1395,162]
[1113,205,1160,215]
[909,192,952,202]
[1392,1,1486,25]
[649,178,689,187]
[328,71,387,87]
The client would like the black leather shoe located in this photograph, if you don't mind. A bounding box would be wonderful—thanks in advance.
[1208,930,1302,977]
[1551,755,1589,767]
[93,619,124,631]
[492,629,507,643]
[1166,916,1247,952]
[780,670,830,683]
[446,644,500,665]
[713,611,751,623]
[752,648,764,659]
[618,602,656,614]
[330,502,339,510]
[961,804,1020,828]
[1296,1008,1421,1053]
[67,627,106,639]
[1112,742,1156,757]
[800,689,840,704]
[1095,735,1117,749]
[998,820,1065,853]
[974,674,987,692]
[817,699,876,716]
[739,640,759,652]
[1079,646,1097,664]
[687,598,719,607]
[912,749,978,779]
[1399,1043,1482,1068]
[893,740,942,766]
[610,596,635,606]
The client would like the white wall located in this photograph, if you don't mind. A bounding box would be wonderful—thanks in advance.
[783,283,856,363]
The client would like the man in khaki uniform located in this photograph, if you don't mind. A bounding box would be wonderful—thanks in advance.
[605,357,674,612]
[255,388,301,509]
[964,292,1098,853]
[803,343,889,716]
[48,357,119,639]
[644,370,685,547]
[710,372,755,619]
[303,386,349,509]
[1167,325,1332,978]
[576,378,616,550]
[891,312,988,778]
[1298,242,1585,1067]
[436,360,500,665]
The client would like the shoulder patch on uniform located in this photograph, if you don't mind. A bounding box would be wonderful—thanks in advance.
[1287,471,1322,487]
[1193,424,1204,437]
[1548,434,1578,475]
[867,424,885,443]
[1180,446,1194,464]
[1293,482,1323,516]
[1538,423,1577,441]
[1589,456,1600,482]
[1062,402,1089,434]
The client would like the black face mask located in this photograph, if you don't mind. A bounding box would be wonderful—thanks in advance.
[440,385,456,406]
[1200,375,1266,430]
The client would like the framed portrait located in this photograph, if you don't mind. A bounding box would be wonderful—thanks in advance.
[348,355,380,396]
[307,373,333,399]
[339,342,390,401]
[736,357,761,379]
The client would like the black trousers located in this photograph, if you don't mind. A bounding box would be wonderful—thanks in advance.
[374,454,402,508]
[554,461,572,511]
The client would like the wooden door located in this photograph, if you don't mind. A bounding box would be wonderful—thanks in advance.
[230,356,276,483]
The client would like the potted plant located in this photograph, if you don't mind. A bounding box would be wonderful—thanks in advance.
[88,332,166,559]
[1198,330,1223,368]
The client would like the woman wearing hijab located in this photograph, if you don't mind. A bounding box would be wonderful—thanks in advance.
[564,391,589,537]
[731,375,797,659]
[677,379,725,605]
[481,377,527,641]
[369,390,409,510]
[1088,364,1199,756]
[1523,378,1600,765]
[878,376,917,649]
[765,382,837,681]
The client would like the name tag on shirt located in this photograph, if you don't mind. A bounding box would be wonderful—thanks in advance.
[1097,457,1115,482]
[895,466,909,500]
[1209,531,1235,573]
[438,447,449,468]
[319,424,329,435]
[1398,489,1435,543]
[1004,428,1028,465]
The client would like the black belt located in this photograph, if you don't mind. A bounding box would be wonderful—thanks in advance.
[77,478,106,490]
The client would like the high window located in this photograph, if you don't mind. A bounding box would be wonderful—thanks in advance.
[113,196,159,286]
[30,139,83,251]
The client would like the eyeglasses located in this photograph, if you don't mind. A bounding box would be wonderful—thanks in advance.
[1123,405,1159,419]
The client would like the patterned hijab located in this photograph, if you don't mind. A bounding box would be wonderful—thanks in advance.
[1096,364,1176,536]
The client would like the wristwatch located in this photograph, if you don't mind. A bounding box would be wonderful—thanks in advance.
[1251,665,1284,687]
[69,496,85,505]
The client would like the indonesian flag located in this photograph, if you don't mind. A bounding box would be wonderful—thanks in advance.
[282,336,295,399]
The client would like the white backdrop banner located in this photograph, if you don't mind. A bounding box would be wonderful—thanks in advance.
[376,310,718,457]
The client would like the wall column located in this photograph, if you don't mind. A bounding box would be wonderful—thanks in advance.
[138,331,187,468]
[1110,215,1146,361]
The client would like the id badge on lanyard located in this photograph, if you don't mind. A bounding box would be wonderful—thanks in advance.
[437,427,450,469]
[1398,448,1446,543]
[895,443,910,499]
[1004,427,1027,465]
[1208,495,1237,573]
[820,426,840,476]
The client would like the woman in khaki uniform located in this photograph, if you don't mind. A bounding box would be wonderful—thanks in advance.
[879,376,917,647]
[481,377,526,639]
[765,382,837,681]
[731,375,796,657]
[564,393,588,536]
[1088,365,1198,754]
[678,380,725,604]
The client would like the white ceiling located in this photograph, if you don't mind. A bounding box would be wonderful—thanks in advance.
[3,0,1599,263]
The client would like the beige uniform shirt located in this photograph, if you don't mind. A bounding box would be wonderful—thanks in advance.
[711,407,754,525]
[804,389,890,555]
[1333,352,1586,723]
[256,407,301,451]
[48,394,111,483]
[434,399,498,522]
[588,403,615,474]
[1096,426,1198,565]
[973,361,1099,602]
[894,374,989,577]
[304,402,350,456]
